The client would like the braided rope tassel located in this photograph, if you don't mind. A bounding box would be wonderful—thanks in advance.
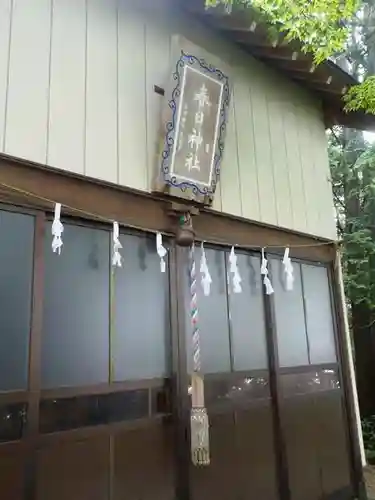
[189,244,210,466]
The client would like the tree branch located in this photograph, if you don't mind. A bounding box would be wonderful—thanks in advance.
[333,191,347,211]
[329,127,345,148]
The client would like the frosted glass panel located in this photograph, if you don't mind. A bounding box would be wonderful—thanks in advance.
[0,211,34,391]
[271,258,309,367]
[302,264,336,364]
[185,248,231,374]
[42,223,110,388]
[229,254,267,371]
[113,233,170,380]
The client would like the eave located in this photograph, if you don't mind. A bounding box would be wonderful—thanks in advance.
[181,0,374,131]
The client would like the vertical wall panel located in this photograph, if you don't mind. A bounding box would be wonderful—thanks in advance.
[219,90,242,216]
[86,0,117,182]
[48,0,86,175]
[145,15,171,190]
[310,110,334,237]
[191,413,238,500]
[296,106,320,235]
[234,71,260,222]
[0,0,335,240]
[0,0,11,151]
[37,437,110,500]
[211,166,223,211]
[283,103,308,233]
[312,116,337,239]
[0,445,25,500]
[6,0,51,163]
[118,1,148,191]
[114,424,175,500]
[250,74,277,225]
[268,92,294,229]
[211,169,223,211]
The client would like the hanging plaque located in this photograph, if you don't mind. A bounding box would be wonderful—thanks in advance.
[155,51,230,204]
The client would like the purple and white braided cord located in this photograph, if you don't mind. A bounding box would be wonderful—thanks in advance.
[190,244,201,372]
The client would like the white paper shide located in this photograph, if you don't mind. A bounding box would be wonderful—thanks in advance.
[156,232,167,273]
[282,247,294,291]
[229,246,242,294]
[200,242,212,296]
[51,203,64,255]
[261,248,274,295]
[112,221,123,268]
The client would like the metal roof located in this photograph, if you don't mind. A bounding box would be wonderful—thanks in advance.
[183,0,374,130]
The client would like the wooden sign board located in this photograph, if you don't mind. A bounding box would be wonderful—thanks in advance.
[154,51,230,205]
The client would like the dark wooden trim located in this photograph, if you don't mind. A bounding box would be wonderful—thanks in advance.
[266,248,331,267]
[36,415,169,446]
[329,259,367,500]
[0,440,28,452]
[230,396,272,410]
[170,244,191,500]
[0,201,40,217]
[0,155,335,263]
[223,252,235,371]
[109,263,116,384]
[208,398,272,418]
[109,434,115,500]
[195,214,334,262]
[263,251,291,500]
[281,389,341,401]
[300,263,312,365]
[0,391,29,405]
[40,378,169,400]
[204,369,270,380]
[26,212,45,438]
[278,363,338,375]
[24,451,37,500]
[24,212,44,500]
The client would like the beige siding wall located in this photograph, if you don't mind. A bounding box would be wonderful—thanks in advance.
[0,0,336,239]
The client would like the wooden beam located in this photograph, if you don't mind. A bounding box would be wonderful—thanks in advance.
[240,44,310,62]
[270,61,318,74]
[290,75,342,94]
[0,154,335,262]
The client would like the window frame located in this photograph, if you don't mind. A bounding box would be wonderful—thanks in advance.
[267,251,339,371]
[0,207,175,446]
[0,207,344,443]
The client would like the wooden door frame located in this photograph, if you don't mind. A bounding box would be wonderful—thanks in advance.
[262,250,291,500]
[169,244,191,500]
[329,261,368,500]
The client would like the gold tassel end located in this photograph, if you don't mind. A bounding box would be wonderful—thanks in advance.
[190,406,210,466]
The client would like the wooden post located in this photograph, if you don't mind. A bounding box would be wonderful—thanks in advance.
[333,249,367,500]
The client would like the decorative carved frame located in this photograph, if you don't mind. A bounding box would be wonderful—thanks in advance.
[160,50,230,199]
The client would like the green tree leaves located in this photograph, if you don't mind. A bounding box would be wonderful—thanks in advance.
[329,128,375,311]
[344,76,375,113]
[204,0,375,113]
[205,0,358,64]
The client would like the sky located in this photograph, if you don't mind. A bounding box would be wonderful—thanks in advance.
[364,131,375,143]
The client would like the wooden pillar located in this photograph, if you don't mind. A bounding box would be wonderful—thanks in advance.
[170,242,191,500]
[332,251,367,500]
